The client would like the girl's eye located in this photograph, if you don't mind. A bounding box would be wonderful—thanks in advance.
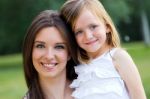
[55,45,65,49]
[89,24,98,30]
[75,30,83,36]
[35,44,45,48]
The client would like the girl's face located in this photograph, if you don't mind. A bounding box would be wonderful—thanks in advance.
[74,9,110,58]
[32,27,70,79]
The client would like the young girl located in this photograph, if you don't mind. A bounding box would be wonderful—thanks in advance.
[60,0,147,99]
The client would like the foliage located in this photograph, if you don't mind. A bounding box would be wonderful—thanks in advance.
[0,0,150,55]
[101,0,150,43]
[101,0,131,25]
[0,0,65,55]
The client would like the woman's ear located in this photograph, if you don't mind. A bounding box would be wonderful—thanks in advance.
[67,55,71,61]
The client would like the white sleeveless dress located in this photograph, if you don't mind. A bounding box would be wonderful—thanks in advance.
[70,48,130,99]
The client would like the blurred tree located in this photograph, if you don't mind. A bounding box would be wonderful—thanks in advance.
[101,0,132,42]
[125,0,150,46]
[0,0,65,55]
[101,0,131,25]
[101,0,150,45]
[0,0,23,54]
[0,0,149,55]
[138,0,150,46]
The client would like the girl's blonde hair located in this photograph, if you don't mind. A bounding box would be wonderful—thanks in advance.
[61,0,120,63]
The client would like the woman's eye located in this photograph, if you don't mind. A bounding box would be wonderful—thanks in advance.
[55,45,65,49]
[35,44,45,48]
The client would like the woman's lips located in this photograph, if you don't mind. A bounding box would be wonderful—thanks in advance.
[41,63,58,71]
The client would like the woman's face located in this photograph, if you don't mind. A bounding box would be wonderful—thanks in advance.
[32,27,70,79]
[74,9,110,58]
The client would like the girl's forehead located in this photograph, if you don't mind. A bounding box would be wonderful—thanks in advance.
[76,9,105,24]
[82,8,104,20]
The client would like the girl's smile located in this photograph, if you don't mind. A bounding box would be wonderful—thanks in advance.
[74,8,110,58]
[85,39,98,45]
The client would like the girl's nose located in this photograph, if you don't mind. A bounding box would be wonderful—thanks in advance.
[84,30,93,40]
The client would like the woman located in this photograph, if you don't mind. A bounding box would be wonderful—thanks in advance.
[22,10,77,99]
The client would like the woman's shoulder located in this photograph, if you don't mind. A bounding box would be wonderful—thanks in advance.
[22,96,27,99]
[22,92,29,99]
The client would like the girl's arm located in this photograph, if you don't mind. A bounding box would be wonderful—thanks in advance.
[113,48,147,99]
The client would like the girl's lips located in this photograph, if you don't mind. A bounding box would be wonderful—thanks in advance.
[85,39,98,45]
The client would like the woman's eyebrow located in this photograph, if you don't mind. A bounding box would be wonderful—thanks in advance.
[34,41,45,44]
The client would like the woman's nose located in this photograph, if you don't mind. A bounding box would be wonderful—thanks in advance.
[45,48,55,60]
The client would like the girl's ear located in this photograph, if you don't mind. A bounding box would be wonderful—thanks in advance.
[106,24,111,33]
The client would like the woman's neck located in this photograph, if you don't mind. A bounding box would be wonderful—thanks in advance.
[39,73,72,99]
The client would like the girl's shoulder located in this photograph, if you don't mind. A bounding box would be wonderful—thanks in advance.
[112,48,130,61]
[112,47,135,70]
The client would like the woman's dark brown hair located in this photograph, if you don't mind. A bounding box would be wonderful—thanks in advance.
[22,10,77,99]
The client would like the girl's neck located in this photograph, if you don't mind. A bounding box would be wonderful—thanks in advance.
[88,44,111,59]
[39,73,72,99]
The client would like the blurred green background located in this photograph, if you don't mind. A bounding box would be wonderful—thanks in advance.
[0,0,150,99]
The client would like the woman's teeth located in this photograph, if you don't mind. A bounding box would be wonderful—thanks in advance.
[43,63,56,67]
[41,63,57,71]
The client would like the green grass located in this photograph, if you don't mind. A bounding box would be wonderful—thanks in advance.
[0,42,150,99]
[0,54,27,99]
[123,42,150,98]
[0,54,22,68]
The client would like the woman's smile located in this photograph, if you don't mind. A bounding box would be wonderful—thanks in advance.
[41,62,58,72]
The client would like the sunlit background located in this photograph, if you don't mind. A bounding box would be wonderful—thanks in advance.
[0,0,150,99]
